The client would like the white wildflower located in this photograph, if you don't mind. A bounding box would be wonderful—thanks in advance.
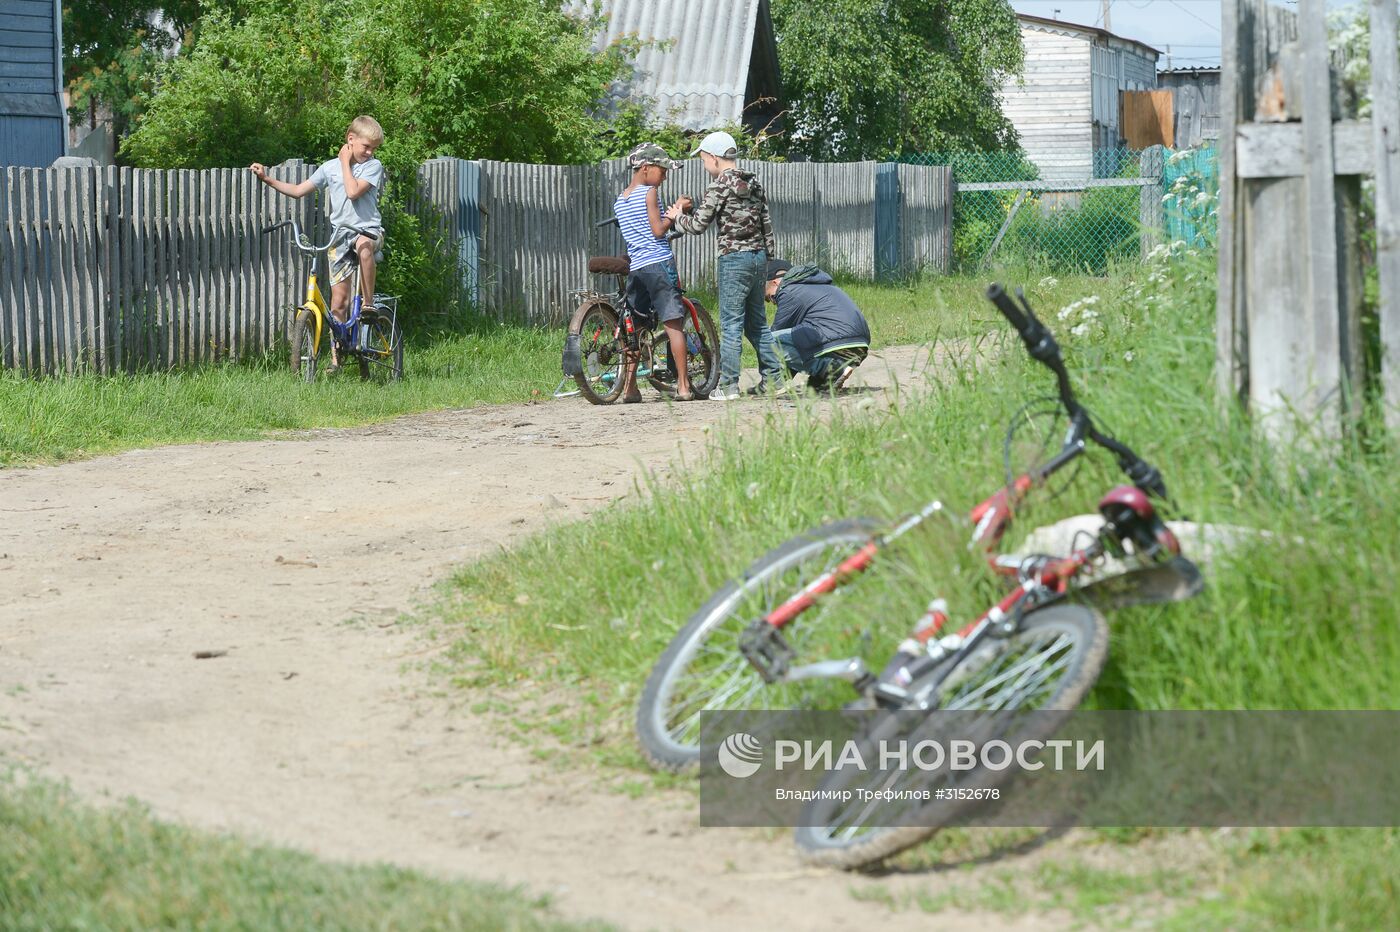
[745,481,761,500]
[1070,323,1090,337]
[1124,351,1135,363]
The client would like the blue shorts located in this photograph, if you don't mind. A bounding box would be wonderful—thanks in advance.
[627,260,684,325]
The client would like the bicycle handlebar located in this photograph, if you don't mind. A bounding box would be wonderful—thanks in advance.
[261,216,339,253]
[986,283,1170,502]
[594,214,685,242]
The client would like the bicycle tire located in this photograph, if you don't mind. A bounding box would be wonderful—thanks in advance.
[568,299,626,405]
[636,518,883,772]
[357,312,404,382]
[647,300,720,399]
[793,603,1109,870]
[290,308,319,383]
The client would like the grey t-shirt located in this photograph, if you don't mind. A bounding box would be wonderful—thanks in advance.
[309,157,385,235]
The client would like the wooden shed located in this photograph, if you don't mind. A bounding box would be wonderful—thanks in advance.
[1,0,66,166]
[1000,14,1161,181]
[1158,66,1221,149]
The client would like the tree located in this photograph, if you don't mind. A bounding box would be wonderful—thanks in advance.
[62,0,203,137]
[121,0,633,171]
[771,0,1024,161]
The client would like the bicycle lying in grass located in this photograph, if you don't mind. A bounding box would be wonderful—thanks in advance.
[635,283,1203,869]
[265,218,404,383]
[561,218,719,404]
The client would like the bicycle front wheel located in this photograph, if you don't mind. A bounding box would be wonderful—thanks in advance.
[793,603,1109,870]
[357,312,404,382]
[290,308,319,383]
[569,300,625,405]
[636,519,882,772]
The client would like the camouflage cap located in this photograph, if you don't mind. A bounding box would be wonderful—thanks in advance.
[627,142,681,171]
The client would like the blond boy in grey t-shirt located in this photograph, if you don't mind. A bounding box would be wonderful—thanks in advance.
[251,116,385,365]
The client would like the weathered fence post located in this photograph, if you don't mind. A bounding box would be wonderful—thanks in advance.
[1138,145,1165,259]
[1218,0,1368,444]
[1373,0,1400,429]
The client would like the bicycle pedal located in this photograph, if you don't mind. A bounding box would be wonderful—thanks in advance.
[739,621,795,683]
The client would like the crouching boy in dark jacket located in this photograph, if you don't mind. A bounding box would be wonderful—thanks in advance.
[764,260,871,391]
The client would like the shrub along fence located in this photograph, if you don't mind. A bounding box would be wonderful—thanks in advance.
[1,157,953,376]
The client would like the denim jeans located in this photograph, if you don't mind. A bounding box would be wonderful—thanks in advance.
[771,327,835,382]
[716,250,783,389]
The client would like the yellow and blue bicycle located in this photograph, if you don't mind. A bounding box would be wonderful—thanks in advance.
[264,218,404,383]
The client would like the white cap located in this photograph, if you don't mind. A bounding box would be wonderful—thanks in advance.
[691,131,739,159]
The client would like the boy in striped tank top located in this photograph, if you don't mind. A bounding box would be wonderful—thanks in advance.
[613,143,693,402]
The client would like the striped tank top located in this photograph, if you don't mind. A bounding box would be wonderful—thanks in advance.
[613,185,672,272]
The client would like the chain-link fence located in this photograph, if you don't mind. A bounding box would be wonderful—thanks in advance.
[903,148,1176,273]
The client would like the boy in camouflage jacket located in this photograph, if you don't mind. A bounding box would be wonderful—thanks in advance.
[667,132,784,399]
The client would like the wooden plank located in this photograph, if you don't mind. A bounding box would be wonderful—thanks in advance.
[0,167,12,369]
[180,169,194,366]
[161,170,177,367]
[118,166,134,371]
[77,167,98,371]
[210,169,223,361]
[1122,90,1175,148]
[232,167,244,358]
[20,170,40,371]
[48,168,69,373]
[205,169,218,361]
[1372,0,1400,430]
[0,29,52,46]
[0,60,50,78]
[1236,120,1376,178]
[1216,0,1245,406]
[141,170,158,368]
[100,166,117,373]
[0,77,51,94]
[1299,0,1344,436]
[0,0,54,16]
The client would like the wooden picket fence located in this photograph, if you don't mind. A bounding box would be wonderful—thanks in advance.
[0,162,320,374]
[0,157,955,375]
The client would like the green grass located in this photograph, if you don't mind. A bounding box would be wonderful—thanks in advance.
[1,273,1116,467]
[0,770,608,931]
[427,249,1400,926]
[0,318,561,466]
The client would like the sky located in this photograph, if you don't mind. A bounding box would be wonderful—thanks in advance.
[1010,0,1228,69]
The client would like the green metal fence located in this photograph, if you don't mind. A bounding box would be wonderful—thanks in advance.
[1162,145,1220,249]
[901,148,1201,273]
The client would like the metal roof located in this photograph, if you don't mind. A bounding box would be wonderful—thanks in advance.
[565,0,770,130]
[1017,13,1162,58]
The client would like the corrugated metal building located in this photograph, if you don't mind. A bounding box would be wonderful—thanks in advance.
[1157,67,1221,149]
[564,0,783,135]
[1000,14,1160,181]
[1,0,66,166]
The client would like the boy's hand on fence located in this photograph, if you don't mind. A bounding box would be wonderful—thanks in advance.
[249,163,267,181]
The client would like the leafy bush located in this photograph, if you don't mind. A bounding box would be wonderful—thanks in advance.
[121,0,631,321]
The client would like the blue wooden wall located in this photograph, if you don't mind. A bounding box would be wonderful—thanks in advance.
[1,0,66,166]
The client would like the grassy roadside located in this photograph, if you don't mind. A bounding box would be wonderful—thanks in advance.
[0,319,561,467]
[428,247,1400,926]
[0,770,608,931]
[0,270,1112,467]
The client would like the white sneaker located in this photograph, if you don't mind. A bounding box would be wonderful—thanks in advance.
[710,387,742,401]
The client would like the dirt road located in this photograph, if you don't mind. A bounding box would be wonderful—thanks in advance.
[1,346,1065,930]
